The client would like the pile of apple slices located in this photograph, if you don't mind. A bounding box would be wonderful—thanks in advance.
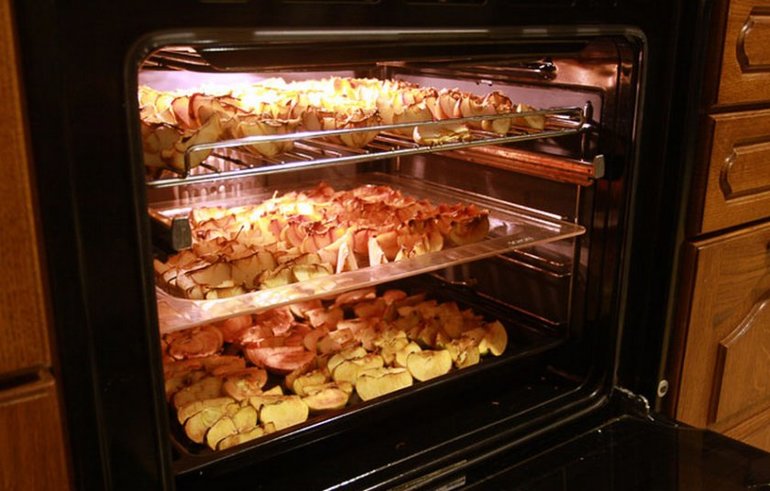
[161,286,508,451]
[154,183,490,300]
[139,77,545,173]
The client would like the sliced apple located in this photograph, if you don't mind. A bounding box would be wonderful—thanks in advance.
[173,376,223,410]
[394,342,422,368]
[355,367,413,402]
[205,416,239,450]
[291,369,330,397]
[222,368,268,401]
[185,406,227,445]
[217,426,267,451]
[332,354,385,384]
[406,350,453,382]
[302,385,351,412]
[258,396,310,431]
[481,321,508,356]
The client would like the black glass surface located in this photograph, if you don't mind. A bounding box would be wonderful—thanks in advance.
[440,417,770,490]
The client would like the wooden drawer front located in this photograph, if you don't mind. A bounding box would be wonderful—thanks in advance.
[718,0,770,106]
[0,0,51,374]
[0,377,70,490]
[676,221,770,429]
[701,109,770,234]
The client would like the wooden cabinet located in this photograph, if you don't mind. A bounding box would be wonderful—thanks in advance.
[0,0,71,488]
[671,0,770,453]
[716,0,770,106]
[676,222,770,431]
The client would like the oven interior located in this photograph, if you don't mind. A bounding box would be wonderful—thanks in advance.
[134,32,640,479]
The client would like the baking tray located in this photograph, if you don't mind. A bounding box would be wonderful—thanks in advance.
[153,173,584,333]
[168,274,566,476]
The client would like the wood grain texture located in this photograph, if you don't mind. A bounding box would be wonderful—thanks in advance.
[676,220,770,429]
[717,0,770,106]
[0,376,71,491]
[700,109,770,234]
[723,405,770,452]
[713,296,770,422]
[0,0,51,373]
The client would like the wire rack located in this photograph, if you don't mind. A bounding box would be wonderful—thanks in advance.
[145,106,597,189]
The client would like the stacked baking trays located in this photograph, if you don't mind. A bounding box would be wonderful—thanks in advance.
[140,50,601,474]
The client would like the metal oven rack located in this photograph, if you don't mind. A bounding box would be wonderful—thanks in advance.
[144,106,602,190]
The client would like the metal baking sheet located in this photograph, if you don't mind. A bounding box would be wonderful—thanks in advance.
[152,173,584,333]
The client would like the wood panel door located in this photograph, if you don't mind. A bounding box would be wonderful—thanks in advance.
[676,221,770,435]
[716,0,770,106]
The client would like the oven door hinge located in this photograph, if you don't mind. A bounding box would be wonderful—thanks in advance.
[612,386,652,420]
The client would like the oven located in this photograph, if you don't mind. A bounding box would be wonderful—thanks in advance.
[10,1,770,490]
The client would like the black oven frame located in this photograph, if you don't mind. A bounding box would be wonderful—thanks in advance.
[11,1,706,489]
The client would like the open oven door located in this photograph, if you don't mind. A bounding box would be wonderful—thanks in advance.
[373,390,770,491]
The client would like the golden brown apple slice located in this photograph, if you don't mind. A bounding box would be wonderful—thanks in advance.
[413,123,470,146]
[185,406,228,445]
[479,321,508,356]
[406,350,453,382]
[355,367,413,402]
[205,416,239,450]
[302,385,351,412]
[291,369,330,397]
[332,354,385,384]
[394,342,423,368]
[231,405,259,433]
[173,376,224,410]
[447,214,490,246]
[222,368,268,401]
[217,426,267,451]
[258,396,310,431]
[444,339,481,369]
[177,397,235,425]
[167,325,224,361]
[326,346,368,373]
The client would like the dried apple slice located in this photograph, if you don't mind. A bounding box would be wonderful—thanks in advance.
[257,396,310,431]
[332,354,385,384]
[479,321,508,357]
[206,416,239,450]
[406,350,453,382]
[394,342,422,369]
[168,325,224,360]
[302,385,351,412]
[173,376,224,410]
[222,368,269,401]
[291,369,330,397]
[444,339,481,369]
[177,397,235,425]
[185,405,228,445]
[355,367,413,402]
[217,426,266,450]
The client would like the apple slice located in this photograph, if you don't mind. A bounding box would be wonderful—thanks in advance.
[185,406,228,445]
[406,350,453,382]
[258,396,310,431]
[205,416,239,450]
[332,354,385,384]
[394,342,422,368]
[217,425,267,451]
[291,369,330,397]
[444,339,481,369]
[355,367,413,402]
[173,376,223,410]
[480,321,508,356]
[222,368,268,401]
[177,397,235,425]
[302,385,351,412]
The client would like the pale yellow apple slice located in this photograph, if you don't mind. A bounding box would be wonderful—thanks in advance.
[406,350,453,382]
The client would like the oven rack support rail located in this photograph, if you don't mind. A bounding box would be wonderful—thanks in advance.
[145,106,600,189]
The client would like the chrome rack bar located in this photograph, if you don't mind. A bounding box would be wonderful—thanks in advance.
[146,106,585,189]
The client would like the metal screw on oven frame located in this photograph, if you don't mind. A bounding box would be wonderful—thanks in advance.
[657,379,669,398]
